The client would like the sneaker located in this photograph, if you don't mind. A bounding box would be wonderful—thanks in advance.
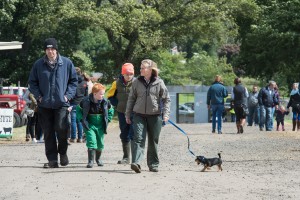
[43,161,59,168]
[218,131,222,134]
[212,130,216,133]
[38,138,44,143]
[26,134,30,142]
[32,138,37,143]
[259,127,264,131]
[69,138,76,143]
[60,154,69,166]
[131,163,141,173]
[77,139,83,143]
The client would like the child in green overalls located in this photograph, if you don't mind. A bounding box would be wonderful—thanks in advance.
[77,83,114,168]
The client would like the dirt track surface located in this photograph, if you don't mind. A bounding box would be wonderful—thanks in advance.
[1,122,300,200]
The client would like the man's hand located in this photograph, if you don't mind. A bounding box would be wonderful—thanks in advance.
[126,118,131,124]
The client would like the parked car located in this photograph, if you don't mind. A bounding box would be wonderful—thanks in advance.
[179,104,194,115]
[184,102,194,110]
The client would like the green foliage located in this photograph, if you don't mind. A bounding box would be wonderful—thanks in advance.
[235,0,300,84]
[188,51,236,86]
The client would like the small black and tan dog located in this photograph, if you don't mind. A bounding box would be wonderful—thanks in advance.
[195,153,223,172]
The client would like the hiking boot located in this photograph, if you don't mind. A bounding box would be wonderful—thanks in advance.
[60,154,69,166]
[131,163,141,173]
[149,168,158,172]
[43,161,59,168]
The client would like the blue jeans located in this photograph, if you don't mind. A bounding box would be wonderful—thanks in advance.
[118,112,133,143]
[211,104,224,133]
[260,106,273,130]
[248,105,260,126]
[292,112,300,121]
[70,104,83,139]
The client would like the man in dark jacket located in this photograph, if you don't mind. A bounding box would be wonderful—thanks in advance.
[207,75,228,134]
[28,38,78,168]
[258,81,278,131]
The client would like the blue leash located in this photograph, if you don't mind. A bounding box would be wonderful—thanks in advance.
[167,120,196,157]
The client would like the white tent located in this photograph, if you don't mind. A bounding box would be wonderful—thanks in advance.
[0,41,23,50]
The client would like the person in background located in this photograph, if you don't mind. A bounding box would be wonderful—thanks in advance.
[229,100,236,122]
[207,75,228,134]
[275,105,289,131]
[287,82,300,131]
[271,84,280,129]
[28,38,78,168]
[258,81,278,131]
[247,85,260,126]
[69,67,88,143]
[231,77,249,134]
[107,63,136,164]
[77,83,114,168]
[126,59,171,173]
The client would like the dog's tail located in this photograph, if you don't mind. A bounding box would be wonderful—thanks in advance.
[218,153,221,158]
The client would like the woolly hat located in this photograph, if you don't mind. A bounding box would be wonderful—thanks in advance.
[44,38,58,50]
[121,63,134,75]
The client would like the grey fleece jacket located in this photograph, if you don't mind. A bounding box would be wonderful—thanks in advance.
[125,76,171,119]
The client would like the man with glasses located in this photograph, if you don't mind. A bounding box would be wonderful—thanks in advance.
[108,63,136,164]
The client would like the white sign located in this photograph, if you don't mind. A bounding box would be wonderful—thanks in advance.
[0,109,14,137]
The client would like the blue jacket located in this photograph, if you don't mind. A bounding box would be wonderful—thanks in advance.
[207,82,228,105]
[29,54,78,109]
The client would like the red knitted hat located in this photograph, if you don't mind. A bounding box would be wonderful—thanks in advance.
[121,63,134,75]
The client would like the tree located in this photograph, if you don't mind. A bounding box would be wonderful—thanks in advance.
[235,0,300,83]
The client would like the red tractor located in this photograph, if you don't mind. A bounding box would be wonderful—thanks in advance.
[0,83,28,128]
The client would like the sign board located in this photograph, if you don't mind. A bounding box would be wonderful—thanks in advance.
[0,109,13,138]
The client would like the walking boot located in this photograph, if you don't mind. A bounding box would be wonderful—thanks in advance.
[87,149,95,168]
[292,120,297,131]
[26,134,30,142]
[236,123,240,134]
[95,150,104,166]
[117,142,131,164]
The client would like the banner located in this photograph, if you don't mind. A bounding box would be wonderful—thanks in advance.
[0,109,14,138]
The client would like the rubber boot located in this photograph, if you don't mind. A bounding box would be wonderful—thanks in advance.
[87,149,95,168]
[117,142,131,164]
[292,120,296,131]
[95,150,104,166]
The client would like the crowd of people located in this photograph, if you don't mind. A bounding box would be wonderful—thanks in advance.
[207,76,298,134]
[24,37,299,173]
[25,38,170,173]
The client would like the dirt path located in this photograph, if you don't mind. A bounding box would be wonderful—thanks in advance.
[1,122,300,200]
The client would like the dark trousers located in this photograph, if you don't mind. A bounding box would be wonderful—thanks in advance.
[38,107,69,161]
[276,120,284,127]
[118,112,133,143]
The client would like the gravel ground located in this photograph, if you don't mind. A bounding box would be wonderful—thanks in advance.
[0,121,300,200]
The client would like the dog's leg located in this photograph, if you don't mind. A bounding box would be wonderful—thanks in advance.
[201,165,208,172]
[218,165,223,171]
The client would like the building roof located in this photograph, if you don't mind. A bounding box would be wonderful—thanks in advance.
[0,42,23,50]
